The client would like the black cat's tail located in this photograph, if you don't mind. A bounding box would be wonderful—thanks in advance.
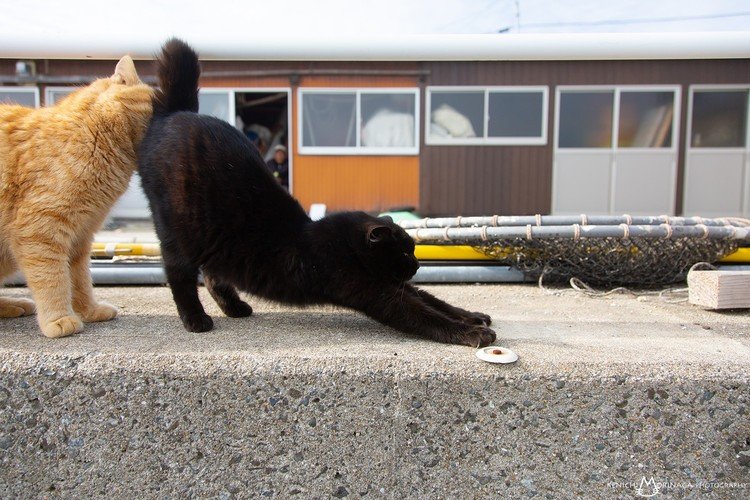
[154,38,200,115]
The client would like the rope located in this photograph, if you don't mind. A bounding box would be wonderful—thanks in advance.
[536,275,691,303]
[569,278,636,297]
[537,261,720,302]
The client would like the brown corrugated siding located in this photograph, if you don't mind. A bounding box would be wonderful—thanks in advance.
[4,57,750,216]
[421,59,750,216]
[420,145,549,216]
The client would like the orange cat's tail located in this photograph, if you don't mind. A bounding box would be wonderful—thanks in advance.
[154,38,200,115]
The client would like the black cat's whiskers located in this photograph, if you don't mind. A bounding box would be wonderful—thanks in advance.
[395,282,407,305]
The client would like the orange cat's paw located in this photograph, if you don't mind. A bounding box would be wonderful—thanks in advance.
[0,298,36,318]
[41,315,84,338]
[79,302,118,323]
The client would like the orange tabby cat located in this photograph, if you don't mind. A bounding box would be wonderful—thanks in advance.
[0,56,153,338]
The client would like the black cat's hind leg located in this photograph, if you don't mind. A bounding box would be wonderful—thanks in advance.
[164,263,214,332]
[409,285,492,326]
[203,273,253,318]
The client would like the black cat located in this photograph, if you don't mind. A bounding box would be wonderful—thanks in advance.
[137,39,496,347]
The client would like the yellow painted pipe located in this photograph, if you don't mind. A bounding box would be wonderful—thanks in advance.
[91,242,161,258]
[414,245,494,261]
[719,247,750,263]
[90,242,750,263]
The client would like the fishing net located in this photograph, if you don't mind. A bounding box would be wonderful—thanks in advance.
[401,215,750,287]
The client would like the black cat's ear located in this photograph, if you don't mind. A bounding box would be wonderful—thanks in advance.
[378,215,394,223]
[367,225,392,245]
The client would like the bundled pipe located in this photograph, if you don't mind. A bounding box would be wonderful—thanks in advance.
[406,223,750,244]
[399,214,750,230]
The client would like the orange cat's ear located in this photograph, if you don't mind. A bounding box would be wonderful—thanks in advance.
[112,55,140,85]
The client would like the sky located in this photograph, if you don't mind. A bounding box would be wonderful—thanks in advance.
[0,0,749,39]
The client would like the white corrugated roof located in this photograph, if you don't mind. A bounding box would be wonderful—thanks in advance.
[0,32,748,61]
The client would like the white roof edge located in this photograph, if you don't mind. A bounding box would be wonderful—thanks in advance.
[0,32,749,61]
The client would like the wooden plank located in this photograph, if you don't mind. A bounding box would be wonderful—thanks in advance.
[688,270,750,309]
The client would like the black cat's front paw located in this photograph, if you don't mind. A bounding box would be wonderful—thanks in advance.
[452,325,496,348]
[182,313,214,332]
[462,311,493,326]
[223,300,253,318]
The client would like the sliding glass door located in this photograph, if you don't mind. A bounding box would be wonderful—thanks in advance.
[553,86,680,215]
[684,86,749,217]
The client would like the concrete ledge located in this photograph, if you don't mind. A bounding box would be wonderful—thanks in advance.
[1,285,749,497]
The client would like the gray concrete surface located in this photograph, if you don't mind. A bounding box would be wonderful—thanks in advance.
[1,284,749,498]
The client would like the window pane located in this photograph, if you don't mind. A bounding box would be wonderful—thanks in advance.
[691,90,747,148]
[198,92,231,122]
[488,91,544,138]
[302,93,356,147]
[618,91,675,148]
[47,89,75,106]
[558,91,614,148]
[0,90,36,108]
[429,91,484,139]
[361,93,416,147]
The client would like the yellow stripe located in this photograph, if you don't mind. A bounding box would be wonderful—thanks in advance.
[414,245,493,261]
[91,243,162,257]
[89,242,750,263]
[719,247,750,263]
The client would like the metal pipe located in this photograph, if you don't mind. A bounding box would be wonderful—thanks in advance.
[5,264,528,286]
[201,69,431,78]
[0,69,430,86]
[407,224,750,243]
[5,263,167,286]
[399,215,750,229]
[411,266,528,283]
[0,75,158,85]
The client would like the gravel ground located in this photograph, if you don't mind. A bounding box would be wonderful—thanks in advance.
[1,283,749,498]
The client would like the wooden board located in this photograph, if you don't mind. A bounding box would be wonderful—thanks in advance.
[688,270,750,309]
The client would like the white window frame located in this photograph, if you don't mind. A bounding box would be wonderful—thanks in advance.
[554,85,681,153]
[197,87,236,123]
[44,86,77,106]
[686,84,750,152]
[684,84,750,215]
[297,87,420,156]
[0,86,40,108]
[425,85,549,146]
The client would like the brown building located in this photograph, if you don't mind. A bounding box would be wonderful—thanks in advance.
[2,33,749,218]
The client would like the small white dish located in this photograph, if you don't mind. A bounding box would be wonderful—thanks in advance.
[476,346,519,364]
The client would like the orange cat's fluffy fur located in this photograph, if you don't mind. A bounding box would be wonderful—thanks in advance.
[0,56,153,338]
